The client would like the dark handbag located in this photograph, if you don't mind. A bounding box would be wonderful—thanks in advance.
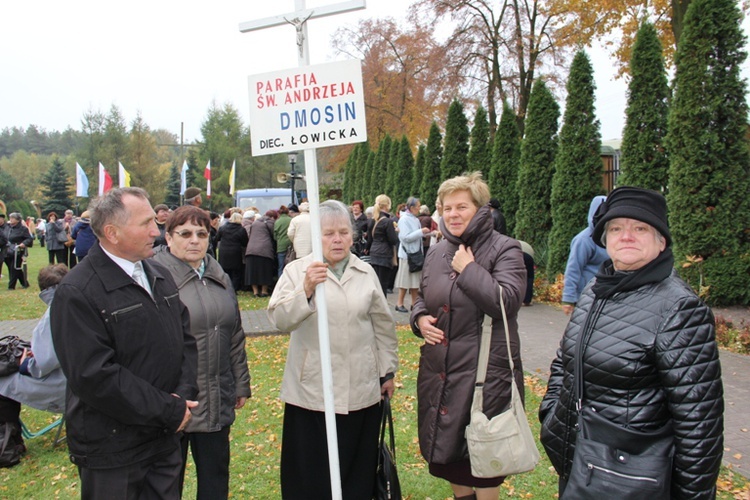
[563,407,674,499]
[56,228,69,244]
[284,245,297,266]
[374,395,401,500]
[562,317,674,499]
[406,249,424,273]
[0,335,30,377]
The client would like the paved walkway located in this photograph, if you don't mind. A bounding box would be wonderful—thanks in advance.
[5,296,748,478]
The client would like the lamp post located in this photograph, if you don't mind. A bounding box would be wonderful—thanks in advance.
[287,152,298,206]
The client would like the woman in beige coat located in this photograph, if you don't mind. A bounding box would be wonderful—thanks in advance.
[268,200,398,500]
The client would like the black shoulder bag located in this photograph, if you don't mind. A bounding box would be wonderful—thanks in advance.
[374,395,401,500]
[0,335,30,377]
[561,303,674,499]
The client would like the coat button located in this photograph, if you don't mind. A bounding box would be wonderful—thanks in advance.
[442,304,449,313]
[439,405,448,415]
[441,337,448,347]
[449,272,457,280]
[439,372,446,381]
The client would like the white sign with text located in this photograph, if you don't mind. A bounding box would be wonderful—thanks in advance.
[247,59,367,156]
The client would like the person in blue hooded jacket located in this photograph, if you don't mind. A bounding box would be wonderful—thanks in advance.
[561,196,609,315]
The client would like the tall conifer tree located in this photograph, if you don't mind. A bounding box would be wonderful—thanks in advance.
[356,142,372,203]
[393,136,414,203]
[547,51,603,277]
[41,157,73,215]
[667,0,750,304]
[489,101,522,236]
[164,162,182,208]
[468,105,491,179]
[342,145,356,203]
[412,144,426,199]
[386,136,401,198]
[421,122,443,209]
[372,135,392,198]
[440,99,469,181]
[619,22,670,191]
[364,148,378,202]
[515,80,560,253]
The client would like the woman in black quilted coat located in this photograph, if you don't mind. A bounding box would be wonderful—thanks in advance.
[539,187,723,499]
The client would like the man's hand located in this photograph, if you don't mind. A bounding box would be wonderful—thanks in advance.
[235,397,247,409]
[562,304,574,316]
[176,400,198,432]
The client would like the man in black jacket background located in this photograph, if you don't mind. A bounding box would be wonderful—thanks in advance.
[51,187,198,499]
[4,212,33,289]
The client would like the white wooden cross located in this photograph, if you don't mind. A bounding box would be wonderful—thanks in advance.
[239,3,367,500]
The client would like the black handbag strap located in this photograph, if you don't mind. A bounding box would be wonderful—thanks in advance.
[379,395,396,459]
[573,299,607,412]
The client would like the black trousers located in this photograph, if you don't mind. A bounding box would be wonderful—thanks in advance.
[280,403,381,500]
[179,427,231,500]
[48,248,66,265]
[372,265,391,296]
[6,251,28,289]
[226,268,244,292]
[523,252,535,304]
[78,440,182,500]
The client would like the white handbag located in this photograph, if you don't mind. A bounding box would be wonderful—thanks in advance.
[465,285,541,478]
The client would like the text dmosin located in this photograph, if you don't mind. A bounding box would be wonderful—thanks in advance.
[280,102,357,130]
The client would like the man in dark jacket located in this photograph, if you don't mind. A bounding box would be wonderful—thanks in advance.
[5,213,33,289]
[51,187,198,499]
[0,213,9,279]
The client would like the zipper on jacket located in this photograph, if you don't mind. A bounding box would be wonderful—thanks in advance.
[111,303,143,322]
[585,462,658,485]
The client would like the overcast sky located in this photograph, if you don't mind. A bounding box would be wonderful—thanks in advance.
[1,1,747,145]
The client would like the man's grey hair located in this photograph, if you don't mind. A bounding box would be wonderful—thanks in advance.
[406,197,420,209]
[90,187,150,238]
[319,200,353,232]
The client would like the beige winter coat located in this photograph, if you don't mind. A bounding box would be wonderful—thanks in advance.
[268,253,398,414]
[287,212,312,258]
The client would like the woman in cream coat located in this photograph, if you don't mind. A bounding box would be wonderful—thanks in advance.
[268,200,398,500]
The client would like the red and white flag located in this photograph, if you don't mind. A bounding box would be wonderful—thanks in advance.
[98,162,113,196]
[204,160,211,198]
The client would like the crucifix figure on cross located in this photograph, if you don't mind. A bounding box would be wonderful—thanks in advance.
[284,12,314,57]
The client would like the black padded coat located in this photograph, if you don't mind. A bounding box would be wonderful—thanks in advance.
[539,269,724,499]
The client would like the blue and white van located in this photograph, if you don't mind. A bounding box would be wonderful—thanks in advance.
[234,188,299,214]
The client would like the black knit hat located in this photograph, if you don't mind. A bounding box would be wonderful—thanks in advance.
[592,186,671,248]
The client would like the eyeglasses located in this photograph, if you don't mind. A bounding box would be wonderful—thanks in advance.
[172,230,209,239]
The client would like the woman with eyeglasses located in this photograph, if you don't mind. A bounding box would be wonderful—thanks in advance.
[152,205,251,500]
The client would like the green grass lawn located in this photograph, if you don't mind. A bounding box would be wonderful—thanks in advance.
[2,245,748,498]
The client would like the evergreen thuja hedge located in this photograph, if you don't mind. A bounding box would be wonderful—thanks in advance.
[547,51,603,277]
[666,0,750,305]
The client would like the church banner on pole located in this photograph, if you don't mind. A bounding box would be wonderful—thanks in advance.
[247,59,367,157]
